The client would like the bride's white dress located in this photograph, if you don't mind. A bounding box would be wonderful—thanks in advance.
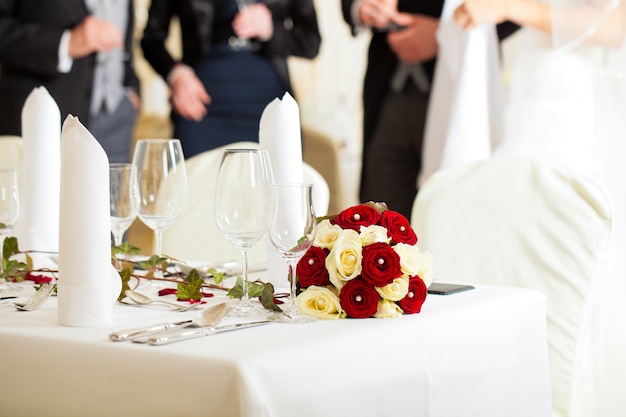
[422,1,626,416]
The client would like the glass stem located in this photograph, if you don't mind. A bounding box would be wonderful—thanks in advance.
[287,258,298,316]
[112,231,124,271]
[154,230,163,278]
[240,248,250,307]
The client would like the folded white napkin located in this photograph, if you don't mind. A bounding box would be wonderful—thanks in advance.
[12,87,60,268]
[259,93,304,289]
[57,116,119,327]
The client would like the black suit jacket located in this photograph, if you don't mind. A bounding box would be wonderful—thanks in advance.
[341,0,444,151]
[141,0,321,94]
[0,0,138,135]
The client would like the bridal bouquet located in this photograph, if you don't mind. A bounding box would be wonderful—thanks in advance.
[295,202,432,319]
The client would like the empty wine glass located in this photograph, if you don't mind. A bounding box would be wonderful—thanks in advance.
[214,148,273,316]
[132,139,187,264]
[230,0,258,50]
[109,163,139,269]
[268,183,317,323]
[0,169,20,292]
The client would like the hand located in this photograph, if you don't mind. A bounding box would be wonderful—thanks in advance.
[68,15,122,58]
[387,13,439,64]
[358,0,399,29]
[454,0,512,30]
[127,91,141,111]
[232,3,274,42]
[169,65,211,122]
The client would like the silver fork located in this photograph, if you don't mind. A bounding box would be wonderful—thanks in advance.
[0,282,55,311]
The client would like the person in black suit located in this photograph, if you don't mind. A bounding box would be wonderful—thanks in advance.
[0,0,139,163]
[341,0,517,219]
[141,0,321,158]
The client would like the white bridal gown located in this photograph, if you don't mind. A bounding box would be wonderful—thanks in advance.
[422,0,626,416]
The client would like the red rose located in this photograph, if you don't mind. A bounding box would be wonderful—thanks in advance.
[332,204,382,232]
[339,278,379,318]
[398,276,428,314]
[360,242,402,287]
[379,210,418,245]
[296,246,330,288]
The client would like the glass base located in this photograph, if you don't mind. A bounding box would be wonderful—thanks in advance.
[229,300,269,318]
[269,311,317,324]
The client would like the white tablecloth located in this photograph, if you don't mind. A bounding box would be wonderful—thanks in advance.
[0,285,551,417]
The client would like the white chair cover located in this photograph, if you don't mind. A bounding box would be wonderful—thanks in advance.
[411,155,613,417]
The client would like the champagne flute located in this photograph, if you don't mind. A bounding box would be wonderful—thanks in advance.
[214,148,272,316]
[132,139,187,269]
[268,183,317,323]
[0,169,20,292]
[109,163,139,269]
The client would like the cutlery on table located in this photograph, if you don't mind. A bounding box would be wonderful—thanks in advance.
[123,290,199,312]
[0,282,55,311]
[146,320,271,346]
[110,302,229,342]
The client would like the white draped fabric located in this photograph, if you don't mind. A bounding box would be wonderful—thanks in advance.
[422,0,626,415]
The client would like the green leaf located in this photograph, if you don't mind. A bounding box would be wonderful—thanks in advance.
[139,255,168,273]
[227,276,244,299]
[258,282,282,312]
[117,268,132,302]
[111,241,140,257]
[177,269,204,300]
[2,236,19,259]
[207,268,225,285]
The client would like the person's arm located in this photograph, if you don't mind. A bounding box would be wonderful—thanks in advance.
[0,7,67,76]
[454,0,551,33]
[141,0,178,80]
[261,0,322,59]
[123,0,140,103]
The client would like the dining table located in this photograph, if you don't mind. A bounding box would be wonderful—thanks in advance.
[0,282,552,417]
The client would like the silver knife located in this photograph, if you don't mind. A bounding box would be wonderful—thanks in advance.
[109,319,193,341]
[147,321,270,346]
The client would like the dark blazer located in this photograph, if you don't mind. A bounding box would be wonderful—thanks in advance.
[0,0,139,136]
[141,0,321,93]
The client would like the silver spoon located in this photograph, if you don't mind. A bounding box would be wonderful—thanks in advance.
[124,290,197,311]
[111,302,229,342]
[131,302,229,344]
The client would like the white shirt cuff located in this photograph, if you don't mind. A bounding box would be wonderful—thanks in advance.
[58,30,73,73]
[351,0,370,34]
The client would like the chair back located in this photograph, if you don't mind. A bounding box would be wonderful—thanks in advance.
[410,155,612,417]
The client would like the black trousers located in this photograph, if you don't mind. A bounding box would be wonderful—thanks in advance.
[359,82,428,219]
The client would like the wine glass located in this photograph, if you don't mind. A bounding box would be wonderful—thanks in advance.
[0,169,20,292]
[109,163,139,269]
[132,139,187,266]
[230,0,258,51]
[268,183,317,323]
[214,148,273,316]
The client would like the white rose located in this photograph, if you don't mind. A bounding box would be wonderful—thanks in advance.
[314,219,343,249]
[374,299,404,318]
[326,229,363,290]
[359,225,390,246]
[375,276,409,301]
[296,286,345,320]
[393,243,422,277]
[418,251,434,287]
